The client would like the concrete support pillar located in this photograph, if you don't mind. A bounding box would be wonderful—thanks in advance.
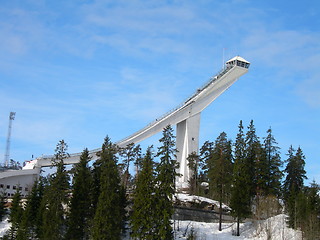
[176,113,201,186]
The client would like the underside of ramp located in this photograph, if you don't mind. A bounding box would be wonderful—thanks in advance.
[20,56,250,187]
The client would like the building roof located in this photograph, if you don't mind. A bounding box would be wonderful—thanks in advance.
[226,56,250,64]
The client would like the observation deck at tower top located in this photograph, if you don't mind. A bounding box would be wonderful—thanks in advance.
[23,56,250,169]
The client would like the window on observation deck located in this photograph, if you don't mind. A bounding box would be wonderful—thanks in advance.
[236,60,250,69]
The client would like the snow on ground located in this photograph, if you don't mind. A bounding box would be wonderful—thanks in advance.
[175,193,231,211]
[0,213,302,239]
[0,217,11,237]
[174,214,302,240]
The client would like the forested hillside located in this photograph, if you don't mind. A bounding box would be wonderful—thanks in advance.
[1,121,319,239]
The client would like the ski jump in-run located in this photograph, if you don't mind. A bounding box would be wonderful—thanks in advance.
[1,56,250,195]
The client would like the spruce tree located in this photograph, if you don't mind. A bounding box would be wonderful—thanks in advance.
[263,127,283,196]
[245,120,260,197]
[199,140,214,183]
[41,140,70,240]
[283,146,307,201]
[6,190,23,240]
[253,141,269,196]
[17,178,45,239]
[304,181,320,239]
[187,151,200,195]
[119,143,141,189]
[208,132,233,231]
[92,136,125,240]
[154,125,177,240]
[131,147,157,239]
[34,176,50,239]
[92,155,102,214]
[283,146,307,228]
[66,148,93,240]
[230,120,251,236]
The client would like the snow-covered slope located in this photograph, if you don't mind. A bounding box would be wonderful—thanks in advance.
[174,214,302,240]
[0,212,302,239]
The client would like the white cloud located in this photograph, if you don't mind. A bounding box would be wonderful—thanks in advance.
[296,75,320,108]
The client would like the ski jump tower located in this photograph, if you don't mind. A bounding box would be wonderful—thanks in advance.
[1,56,250,195]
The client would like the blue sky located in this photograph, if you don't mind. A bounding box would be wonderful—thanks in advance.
[0,0,319,183]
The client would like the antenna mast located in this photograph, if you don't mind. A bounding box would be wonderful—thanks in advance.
[4,112,16,167]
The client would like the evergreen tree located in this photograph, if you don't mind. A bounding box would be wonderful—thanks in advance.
[6,190,23,240]
[154,125,177,240]
[283,146,307,228]
[303,181,320,239]
[91,139,119,216]
[17,178,45,239]
[208,132,233,231]
[131,147,157,239]
[0,191,7,222]
[284,181,320,238]
[92,156,102,215]
[66,148,93,240]
[263,127,283,196]
[119,143,141,189]
[34,176,50,239]
[230,120,251,236]
[92,136,125,240]
[199,140,214,183]
[283,146,307,200]
[187,151,200,195]
[253,141,269,197]
[245,120,260,197]
[41,140,70,240]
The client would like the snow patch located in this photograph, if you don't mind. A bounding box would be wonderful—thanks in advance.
[174,214,302,240]
[174,193,231,211]
[0,217,11,237]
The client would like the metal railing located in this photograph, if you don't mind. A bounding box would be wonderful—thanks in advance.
[117,64,235,144]
[34,63,238,164]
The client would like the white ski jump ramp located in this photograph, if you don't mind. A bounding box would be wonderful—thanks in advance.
[20,56,250,187]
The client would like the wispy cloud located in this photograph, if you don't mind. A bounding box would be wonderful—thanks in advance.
[1,0,319,176]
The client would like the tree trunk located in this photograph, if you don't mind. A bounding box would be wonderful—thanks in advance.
[219,200,222,231]
[237,217,240,236]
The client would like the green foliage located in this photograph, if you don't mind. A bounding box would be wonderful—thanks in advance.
[154,125,177,240]
[6,190,23,240]
[130,147,157,239]
[245,120,261,197]
[230,120,251,236]
[17,178,45,239]
[284,146,307,198]
[285,182,320,238]
[253,141,269,196]
[66,148,93,240]
[207,132,233,231]
[119,143,141,189]
[41,140,70,240]
[187,151,200,195]
[283,146,307,229]
[199,140,214,182]
[263,127,283,196]
[92,136,125,240]
[208,132,233,202]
